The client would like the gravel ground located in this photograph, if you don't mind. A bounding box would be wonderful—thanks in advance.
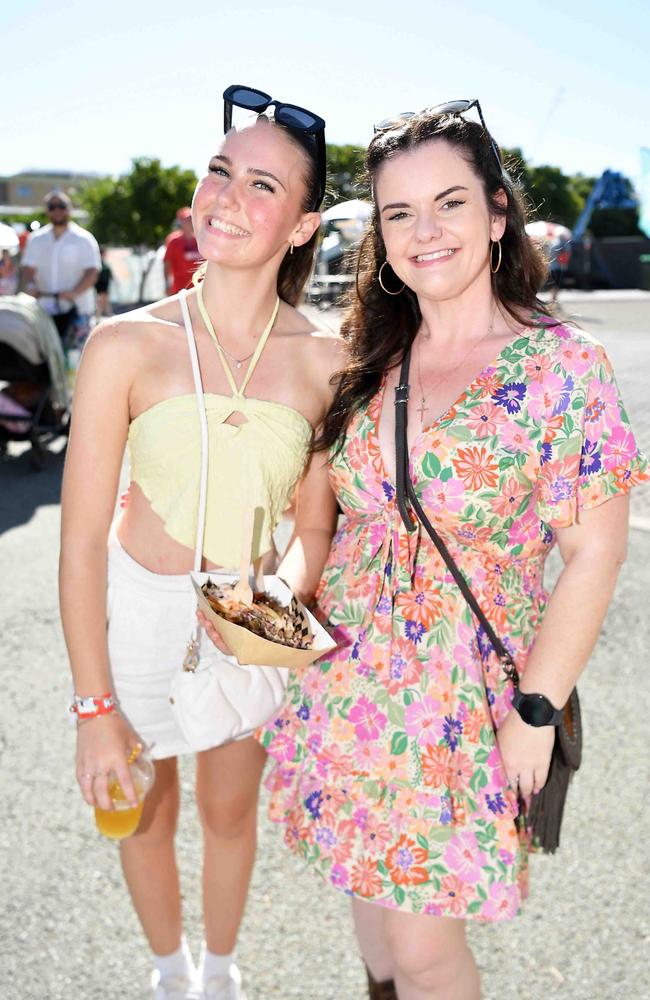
[1,292,649,1000]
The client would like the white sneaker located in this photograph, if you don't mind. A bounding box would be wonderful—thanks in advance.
[202,963,246,1000]
[152,970,202,999]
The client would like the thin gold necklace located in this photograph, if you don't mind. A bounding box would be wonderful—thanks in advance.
[415,306,497,425]
[197,286,267,370]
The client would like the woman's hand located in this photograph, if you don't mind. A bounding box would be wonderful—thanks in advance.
[196,610,233,655]
[76,713,142,810]
[496,709,556,802]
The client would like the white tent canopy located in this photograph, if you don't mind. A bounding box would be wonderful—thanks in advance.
[0,222,19,252]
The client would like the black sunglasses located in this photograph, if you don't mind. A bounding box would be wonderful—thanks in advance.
[47,202,68,211]
[374,99,503,174]
[222,85,327,209]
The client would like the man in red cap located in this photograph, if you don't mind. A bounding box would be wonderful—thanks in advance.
[163,207,202,294]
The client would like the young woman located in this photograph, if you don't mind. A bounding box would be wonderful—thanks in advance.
[254,104,649,999]
[60,87,340,1000]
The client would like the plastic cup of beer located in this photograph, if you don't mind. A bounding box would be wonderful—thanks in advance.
[94,745,155,840]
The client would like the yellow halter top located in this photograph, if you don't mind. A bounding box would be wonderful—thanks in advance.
[127,286,313,568]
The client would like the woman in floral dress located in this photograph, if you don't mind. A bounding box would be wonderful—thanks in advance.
[255,109,649,998]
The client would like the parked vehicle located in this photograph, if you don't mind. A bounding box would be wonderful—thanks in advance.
[307,200,372,309]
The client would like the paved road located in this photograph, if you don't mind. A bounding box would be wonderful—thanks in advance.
[1,293,649,1000]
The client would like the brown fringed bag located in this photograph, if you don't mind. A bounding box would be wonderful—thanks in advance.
[394,349,582,853]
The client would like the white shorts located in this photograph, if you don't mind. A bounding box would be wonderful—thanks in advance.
[107,531,286,759]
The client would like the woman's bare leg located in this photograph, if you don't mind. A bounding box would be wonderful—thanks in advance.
[352,897,396,983]
[119,757,182,954]
[384,910,480,1000]
[195,736,267,953]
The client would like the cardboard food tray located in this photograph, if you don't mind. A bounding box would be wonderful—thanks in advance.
[191,572,336,669]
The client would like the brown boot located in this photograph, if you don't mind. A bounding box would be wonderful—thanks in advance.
[366,964,398,1000]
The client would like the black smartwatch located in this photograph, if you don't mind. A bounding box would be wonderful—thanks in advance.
[512,689,564,727]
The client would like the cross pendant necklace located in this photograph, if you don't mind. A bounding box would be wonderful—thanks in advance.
[415,307,497,428]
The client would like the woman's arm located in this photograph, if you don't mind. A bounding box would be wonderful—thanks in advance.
[276,449,338,605]
[497,493,629,800]
[60,321,141,808]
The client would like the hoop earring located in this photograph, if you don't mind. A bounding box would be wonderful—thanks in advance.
[378,260,405,295]
[289,241,294,256]
[490,240,502,274]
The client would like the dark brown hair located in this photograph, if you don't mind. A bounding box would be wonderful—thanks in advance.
[275,125,321,305]
[315,110,551,451]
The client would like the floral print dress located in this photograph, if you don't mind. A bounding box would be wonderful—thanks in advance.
[258,320,648,921]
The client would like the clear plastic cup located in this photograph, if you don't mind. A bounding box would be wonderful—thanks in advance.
[94,745,155,840]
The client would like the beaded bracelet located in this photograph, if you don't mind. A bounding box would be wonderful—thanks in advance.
[69,692,117,721]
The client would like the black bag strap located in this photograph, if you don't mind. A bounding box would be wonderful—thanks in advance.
[395,349,518,685]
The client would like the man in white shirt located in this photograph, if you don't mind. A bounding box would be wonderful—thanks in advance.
[21,191,101,342]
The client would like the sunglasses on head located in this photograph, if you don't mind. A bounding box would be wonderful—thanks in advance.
[222,84,327,209]
[374,98,503,175]
[47,202,68,211]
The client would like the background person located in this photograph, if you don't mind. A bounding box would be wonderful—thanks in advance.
[253,105,649,1000]
[0,248,18,295]
[21,190,100,343]
[60,89,338,1000]
[95,246,114,317]
[164,206,203,294]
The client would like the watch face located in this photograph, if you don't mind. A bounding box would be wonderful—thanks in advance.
[517,694,555,726]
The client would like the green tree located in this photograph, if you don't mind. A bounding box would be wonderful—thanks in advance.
[524,164,584,228]
[80,157,197,300]
[325,144,369,205]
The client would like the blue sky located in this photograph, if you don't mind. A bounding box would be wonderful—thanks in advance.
[3,0,649,185]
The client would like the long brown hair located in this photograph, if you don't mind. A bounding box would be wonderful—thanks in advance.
[194,120,322,307]
[315,110,551,452]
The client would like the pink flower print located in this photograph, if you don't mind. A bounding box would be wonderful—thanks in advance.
[307,702,330,734]
[453,628,482,683]
[422,477,466,515]
[444,831,488,884]
[302,669,328,699]
[269,731,297,764]
[330,864,349,889]
[483,746,510,795]
[491,476,528,518]
[507,503,540,547]
[584,379,620,437]
[527,372,573,421]
[375,745,410,784]
[480,881,520,920]
[447,751,474,791]
[602,425,638,472]
[523,352,554,381]
[404,695,444,745]
[362,812,394,853]
[352,807,370,830]
[348,695,387,742]
[500,420,533,454]
[433,875,473,915]
[465,402,507,438]
[355,739,383,770]
[559,341,596,376]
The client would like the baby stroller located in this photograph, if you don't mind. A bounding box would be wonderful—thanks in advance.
[0,293,71,469]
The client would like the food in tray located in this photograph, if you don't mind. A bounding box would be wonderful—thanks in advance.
[201,580,312,649]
